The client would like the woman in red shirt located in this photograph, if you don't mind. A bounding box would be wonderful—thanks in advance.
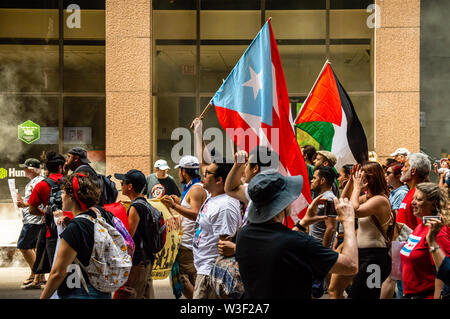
[400,182,450,299]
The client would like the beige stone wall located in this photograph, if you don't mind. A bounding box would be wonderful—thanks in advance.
[105,1,152,200]
[375,0,421,163]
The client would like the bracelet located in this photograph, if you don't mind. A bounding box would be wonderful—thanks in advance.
[295,221,307,233]
[429,244,440,253]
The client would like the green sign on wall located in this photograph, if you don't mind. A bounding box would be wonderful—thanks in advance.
[18,120,40,144]
[0,168,7,179]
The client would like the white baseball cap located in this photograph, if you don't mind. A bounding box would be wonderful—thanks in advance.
[175,155,200,169]
[154,159,170,170]
[390,148,410,157]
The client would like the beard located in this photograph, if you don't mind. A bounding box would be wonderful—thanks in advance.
[400,167,412,183]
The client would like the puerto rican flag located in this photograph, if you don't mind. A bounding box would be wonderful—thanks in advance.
[211,20,312,223]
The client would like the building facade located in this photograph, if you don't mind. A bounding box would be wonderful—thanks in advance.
[0,0,447,199]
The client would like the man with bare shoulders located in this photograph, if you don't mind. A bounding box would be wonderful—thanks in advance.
[161,155,207,299]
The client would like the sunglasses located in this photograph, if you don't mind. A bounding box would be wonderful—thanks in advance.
[204,169,216,177]
[120,181,128,186]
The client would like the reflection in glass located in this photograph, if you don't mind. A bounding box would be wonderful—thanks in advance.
[156,45,197,93]
[0,45,59,92]
[64,46,105,92]
[63,97,105,152]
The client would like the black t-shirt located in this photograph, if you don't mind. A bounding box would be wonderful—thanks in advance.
[128,197,155,265]
[235,222,339,299]
[57,207,114,296]
[147,175,181,199]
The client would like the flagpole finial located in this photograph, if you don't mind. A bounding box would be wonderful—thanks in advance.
[268,16,272,21]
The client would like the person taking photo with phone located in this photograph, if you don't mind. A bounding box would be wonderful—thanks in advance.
[400,182,450,299]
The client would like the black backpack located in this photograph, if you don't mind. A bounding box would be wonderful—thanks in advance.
[44,177,64,238]
[76,165,118,205]
[131,198,166,256]
[98,174,119,205]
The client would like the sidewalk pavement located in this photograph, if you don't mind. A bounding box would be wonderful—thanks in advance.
[0,267,175,299]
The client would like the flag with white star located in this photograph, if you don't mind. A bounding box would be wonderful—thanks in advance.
[211,20,312,222]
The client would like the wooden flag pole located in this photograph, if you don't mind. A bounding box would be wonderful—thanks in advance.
[190,103,212,129]
[294,59,330,124]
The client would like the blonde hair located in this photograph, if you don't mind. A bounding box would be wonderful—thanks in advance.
[416,182,449,224]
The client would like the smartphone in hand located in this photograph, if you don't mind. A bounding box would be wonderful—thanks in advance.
[423,215,442,223]
[324,199,337,218]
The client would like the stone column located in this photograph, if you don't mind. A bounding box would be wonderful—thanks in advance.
[105,1,152,199]
[374,0,421,163]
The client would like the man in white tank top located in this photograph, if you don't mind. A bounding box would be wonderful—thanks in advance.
[161,155,207,299]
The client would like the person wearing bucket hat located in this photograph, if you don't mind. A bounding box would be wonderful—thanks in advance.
[145,159,180,199]
[225,146,280,224]
[235,170,359,299]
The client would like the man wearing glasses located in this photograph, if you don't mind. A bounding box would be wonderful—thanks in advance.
[385,161,409,214]
[190,118,241,299]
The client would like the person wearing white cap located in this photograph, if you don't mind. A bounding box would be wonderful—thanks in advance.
[390,148,410,163]
[145,159,181,199]
[161,155,207,299]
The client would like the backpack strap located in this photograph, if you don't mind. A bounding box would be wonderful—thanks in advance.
[44,177,63,192]
[73,257,90,295]
[370,214,393,246]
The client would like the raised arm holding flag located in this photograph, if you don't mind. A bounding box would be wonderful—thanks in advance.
[191,19,312,223]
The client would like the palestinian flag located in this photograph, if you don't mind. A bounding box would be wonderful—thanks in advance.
[295,61,368,169]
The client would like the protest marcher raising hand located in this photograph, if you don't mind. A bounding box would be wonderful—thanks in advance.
[342,161,393,299]
[426,217,450,290]
[236,172,358,299]
[293,194,328,233]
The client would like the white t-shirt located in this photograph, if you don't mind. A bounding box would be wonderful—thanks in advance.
[192,193,241,276]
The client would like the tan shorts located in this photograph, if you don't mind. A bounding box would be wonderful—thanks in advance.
[177,246,197,286]
[116,262,155,299]
[193,274,218,299]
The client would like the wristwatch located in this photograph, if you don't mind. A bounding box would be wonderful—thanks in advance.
[295,221,307,232]
[429,244,441,253]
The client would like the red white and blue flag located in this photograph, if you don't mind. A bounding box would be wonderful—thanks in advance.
[210,20,312,222]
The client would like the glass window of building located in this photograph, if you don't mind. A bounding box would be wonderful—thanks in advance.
[421,0,450,169]
[153,0,375,185]
[0,1,105,200]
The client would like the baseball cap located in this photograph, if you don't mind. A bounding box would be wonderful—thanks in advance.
[114,169,147,193]
[154,159,170,170]
[247,169,303,224]
[19,158,41,169]
[68,147,91,164]
[175,155,200,169]
[316,150,337,167]
[390,148,410,157]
